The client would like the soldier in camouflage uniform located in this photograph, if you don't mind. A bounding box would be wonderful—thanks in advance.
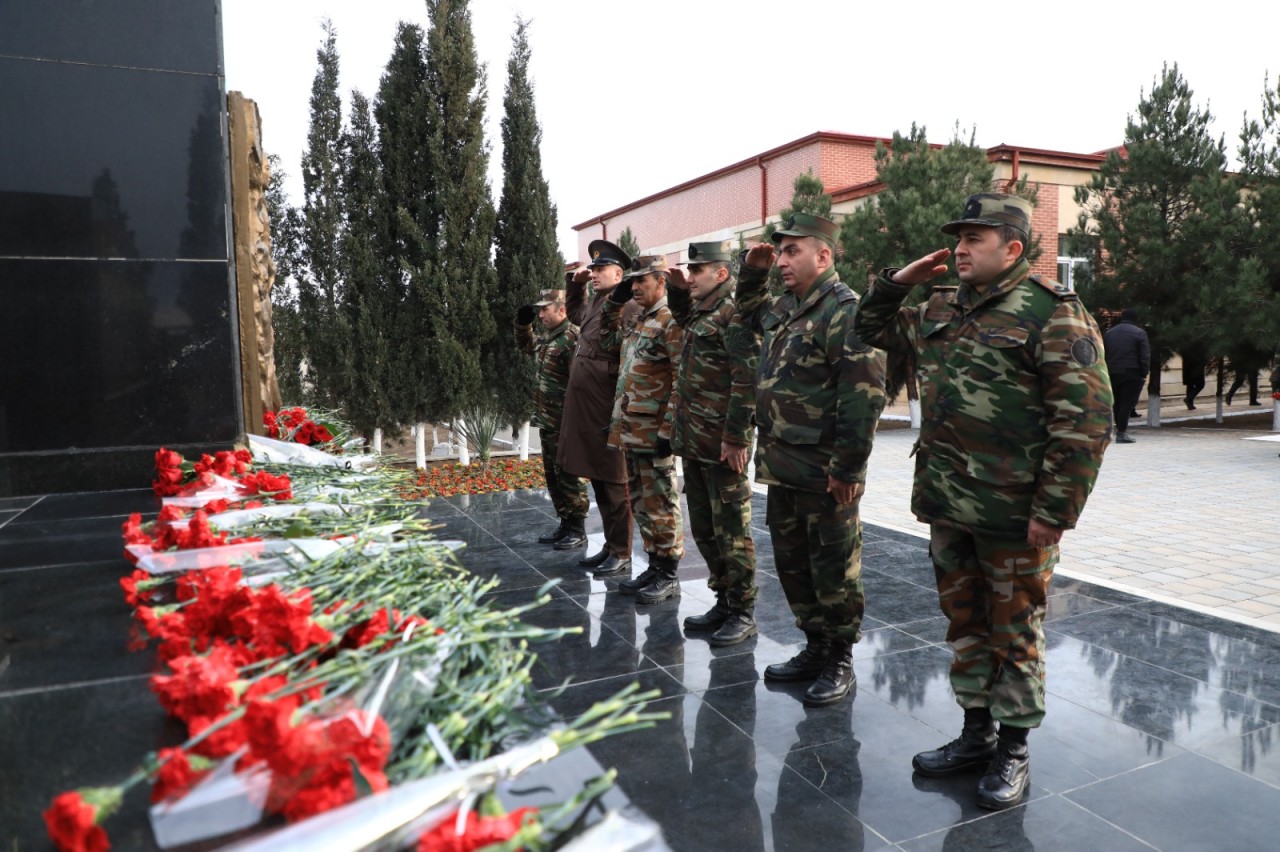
[854,193,1113,811]
[515,288,590,549]
[661,241,760,646]
[736,213,887,707]
[601,255,686,603]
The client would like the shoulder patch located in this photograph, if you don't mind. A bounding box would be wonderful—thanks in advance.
[1030,275,1077,300]
[1070,337,1100,367]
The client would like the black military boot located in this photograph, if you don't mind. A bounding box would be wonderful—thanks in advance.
[537,520,567,544]
[683,592,729,631]
[592,552,631,579]
[579,547,610,568]
[802,639,854,706]
[763,633,831,682]
[709,607,757,647]
[912,711,999,777]
[636,557,680,605]
[618,556,658,595]
[975,733,1030,810]
[552,518,587,550]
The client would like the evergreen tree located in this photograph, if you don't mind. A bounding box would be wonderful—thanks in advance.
[373,22,433,427]
[1072,63,1238,398]
[298,20,354,411]
[1232,75,1280,382]
[265,155,307,405]
[338,91,391,437]
[491,17,562,432]
[617,226,641,259]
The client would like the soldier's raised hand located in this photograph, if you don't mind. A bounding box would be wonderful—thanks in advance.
[745,243,776,270]
[889,248,952,287]
[570,266,592,286]
[609,276,635,304]
[515,304,537,325]
[666,267,689,292]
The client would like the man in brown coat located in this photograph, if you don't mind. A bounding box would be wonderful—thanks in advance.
[559,240,641,578]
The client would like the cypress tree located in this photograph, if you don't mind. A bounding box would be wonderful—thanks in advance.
[298,20,354,411]
[419,0,497,424]
[617,226,641,259]
[1231,76,1280,384]
[1072,63,1238,402]
[491,17,562,432]
[338,91,391,437]
[265,154,307,405]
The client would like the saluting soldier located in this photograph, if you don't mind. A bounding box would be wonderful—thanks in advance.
[855,193,1112,810]
[514,288,589,549]
[559,241,641,579]
[736,213,887,707]
[661,241,760,646]
[601,255,685,602]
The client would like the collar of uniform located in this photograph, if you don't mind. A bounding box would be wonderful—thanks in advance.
[640,294,669,317]
[957,258,1030,312]
[786,266,838,317]
[695,278,735,312]
[545,317,570,337]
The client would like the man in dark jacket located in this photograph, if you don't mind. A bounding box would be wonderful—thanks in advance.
[1103,309,1150,443]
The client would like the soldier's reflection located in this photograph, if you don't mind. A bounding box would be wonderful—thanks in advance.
[911,773,1032,851]
[772,699,862,850]
[688,653,764,850]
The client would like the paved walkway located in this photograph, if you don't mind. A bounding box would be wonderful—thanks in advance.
[851,402,1280,633]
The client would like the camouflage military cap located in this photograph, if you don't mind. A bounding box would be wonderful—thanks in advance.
[770,212,839,249]
[625,255,669,281]
[532,288,565,307]
[941,193,1032,238]
[682,241,734,265]
[587,239,631,268]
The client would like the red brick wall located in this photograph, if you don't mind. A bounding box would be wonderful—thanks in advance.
[1028,183,1060,280]
[819,138,881,190]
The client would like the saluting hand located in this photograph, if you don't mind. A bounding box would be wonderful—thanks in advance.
[666,267,689,292]
[571,267,591,286]
[745,243,776,270]
[890,248,952,287]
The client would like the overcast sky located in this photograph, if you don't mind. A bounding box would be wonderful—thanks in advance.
[222,0,1274,262]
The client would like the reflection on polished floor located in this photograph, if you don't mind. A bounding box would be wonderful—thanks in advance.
[432,488,1280,851]
[3,487,1280,850]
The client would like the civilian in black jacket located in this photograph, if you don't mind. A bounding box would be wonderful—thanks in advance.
[1104,309,1150,443]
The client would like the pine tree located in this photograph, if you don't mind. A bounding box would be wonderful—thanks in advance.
[616,226,641,259]
[338,91,390,437]
[1073,64,1238,403]
[1232,75,1280,383]
[265,155,307,405]
[298,20,354,411]
[491,17,562,432]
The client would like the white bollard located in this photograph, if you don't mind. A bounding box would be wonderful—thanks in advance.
[1273,401,1280,432]
[415,422,426,469]
[372,427,383,455]
[518,422,530,462]
[456,419,471,466]
[908,398,922,430]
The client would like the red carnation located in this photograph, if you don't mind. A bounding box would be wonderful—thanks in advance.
[150,748,213,804]
[44,787,121,852]
[417,806,538,852]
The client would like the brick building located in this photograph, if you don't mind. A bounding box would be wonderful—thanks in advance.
[571,130,1110,288]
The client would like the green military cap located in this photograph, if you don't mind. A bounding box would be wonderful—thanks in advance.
[532,288,565,307]
[682,241,734,265]
[770,212,839,249]
[587,239,631,268]
[625,254,669,280]
[941,193,1032,238]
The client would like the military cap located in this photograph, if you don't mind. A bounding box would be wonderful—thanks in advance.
[532,288,565,307]
[941,193,1032,238]
[682,241,734,265]
[770,212,839,249]
[587,239,631,268]
[625,254,669,281]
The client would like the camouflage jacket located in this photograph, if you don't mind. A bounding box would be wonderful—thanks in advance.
[515,317,578,434]
[666,279,759,462]
[854,258,1113,537]
[736,264,886,493]
[602,295,683,452]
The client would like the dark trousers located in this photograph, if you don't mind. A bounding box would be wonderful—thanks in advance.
[590,478,632,557]
[1111,375,1143,433]
[1227,370,1260,404]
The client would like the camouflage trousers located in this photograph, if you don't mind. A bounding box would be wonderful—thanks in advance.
[765,485,864,643]
[539,431,588,522]
[929,524,1058,728]
[683,458,757,608]
[624,450,684,560]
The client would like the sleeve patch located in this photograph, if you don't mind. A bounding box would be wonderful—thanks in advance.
[1070,337,1100,367]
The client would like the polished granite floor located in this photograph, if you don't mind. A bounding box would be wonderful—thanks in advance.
[4,487,1280,850]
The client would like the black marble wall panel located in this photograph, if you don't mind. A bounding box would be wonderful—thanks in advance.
[0,2,240,496]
